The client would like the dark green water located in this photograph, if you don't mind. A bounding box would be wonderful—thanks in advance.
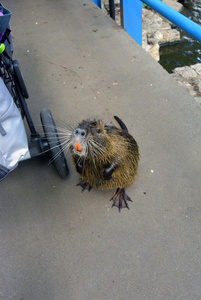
[159,0,201,73]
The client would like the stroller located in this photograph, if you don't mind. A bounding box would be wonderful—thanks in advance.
[0,3,69,181]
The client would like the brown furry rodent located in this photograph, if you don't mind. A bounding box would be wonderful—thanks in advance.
[69,116,139,211]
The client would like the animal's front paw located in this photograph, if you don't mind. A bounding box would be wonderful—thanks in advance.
[76,179,92,192]
[103,162,119,180]
[103,169,112,180]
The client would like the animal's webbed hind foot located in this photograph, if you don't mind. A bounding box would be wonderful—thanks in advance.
[110,188,133,212]
[77,179,92,192]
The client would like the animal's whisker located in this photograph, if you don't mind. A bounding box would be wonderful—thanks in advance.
[48,147,65,165]
[37,131,72,140]
[40,113,74,132]
[88,139,107,159]
[45,132,72,137]
[48,141,71,165]
[81,156,86,177]
[41,125,72,135]
[87,142,99,175]
[44,136,71,143]
[87,138,101,151]
[42,139,71,157]
[88,137,107,153]
[53,118,74,131]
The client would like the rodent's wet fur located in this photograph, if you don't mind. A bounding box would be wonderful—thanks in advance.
[69,116,139,211]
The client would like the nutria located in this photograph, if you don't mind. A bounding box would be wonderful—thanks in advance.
[69,116,139,211]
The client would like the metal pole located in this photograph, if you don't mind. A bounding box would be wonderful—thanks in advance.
[141,0,201,43]
[120,0,124,28]
[109,0,115,20]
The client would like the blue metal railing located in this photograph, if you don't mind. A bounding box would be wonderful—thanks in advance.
[92,0,201,46]
[121,0,142,45]
[142,0,201,43]
[92,0,102,8]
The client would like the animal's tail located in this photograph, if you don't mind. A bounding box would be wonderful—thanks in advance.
[114,116,128,132]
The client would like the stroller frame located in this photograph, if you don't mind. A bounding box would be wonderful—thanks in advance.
[0,4,69,178]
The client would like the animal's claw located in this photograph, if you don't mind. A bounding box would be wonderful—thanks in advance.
[77,180,92,192]
[110,188,133,212]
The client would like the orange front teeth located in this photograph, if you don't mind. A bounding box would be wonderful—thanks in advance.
[75,142,82,152]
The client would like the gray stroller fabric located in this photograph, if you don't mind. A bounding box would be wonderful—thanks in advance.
[0,78,29,181]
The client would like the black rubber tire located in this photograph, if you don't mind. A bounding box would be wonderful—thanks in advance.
[40,108,69,178]
[13,60,29,99]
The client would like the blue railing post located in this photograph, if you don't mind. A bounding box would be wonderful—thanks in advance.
[120,0,142,46]
[92,0,102,9]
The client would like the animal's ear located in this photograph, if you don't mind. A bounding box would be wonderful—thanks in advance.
[91,119,98,126]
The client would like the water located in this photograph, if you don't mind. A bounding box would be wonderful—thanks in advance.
[159,0,201,73]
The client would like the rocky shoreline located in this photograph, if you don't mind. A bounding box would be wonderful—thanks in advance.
[103,0,201,103]
[142,2,201,103]
[142,3,182,61]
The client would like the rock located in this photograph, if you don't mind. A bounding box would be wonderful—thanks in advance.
[147,31,163,45]
[174,66,197,78]
[148,44,160,61]
[161,0,183,12]
[160,28,180,45]
[143,10,163,31]
[194,79,201,94]
[142,8,180,60]
[190,63,201,75]
[173,78,197,96]
[172,64,201,101]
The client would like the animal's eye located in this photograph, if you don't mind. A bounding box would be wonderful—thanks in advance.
[97,129,101,134]
[81,130,86,137]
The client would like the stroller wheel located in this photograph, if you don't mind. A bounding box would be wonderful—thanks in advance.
[40,108,69,178]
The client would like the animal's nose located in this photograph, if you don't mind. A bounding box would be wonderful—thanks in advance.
[74,128,86,137]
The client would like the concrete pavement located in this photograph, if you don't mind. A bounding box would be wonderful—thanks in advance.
[1,0,201,299]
